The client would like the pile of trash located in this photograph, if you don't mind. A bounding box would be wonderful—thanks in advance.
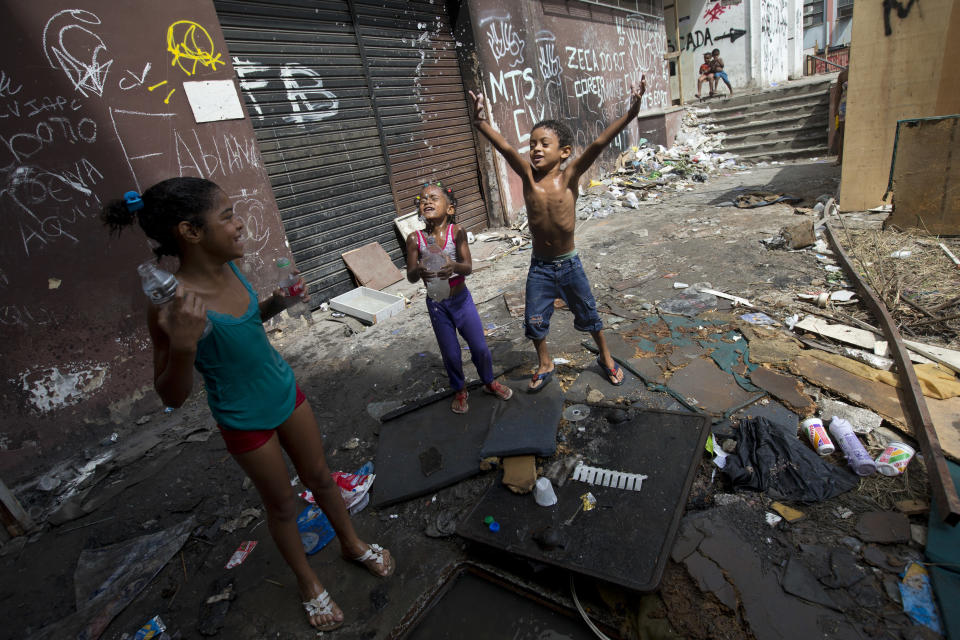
[572,108,744,220]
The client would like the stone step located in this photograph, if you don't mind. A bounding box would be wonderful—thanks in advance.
[723,121,829,146]
[713,104,830,134]
[707,78,834,110]
[705,92,829,121]
[720,130,828,157]
[737,145,832,162]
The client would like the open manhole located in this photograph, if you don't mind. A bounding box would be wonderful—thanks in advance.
[390,563,614,639]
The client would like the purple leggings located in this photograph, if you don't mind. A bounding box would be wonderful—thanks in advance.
[426,287,494,391]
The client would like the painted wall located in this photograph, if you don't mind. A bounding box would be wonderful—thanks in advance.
[0,1,289,482]
[840,0,960,210]
[465,0,670,219]
[669,0,802,102]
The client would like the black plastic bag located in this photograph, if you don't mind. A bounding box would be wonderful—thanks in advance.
[724,417,859,502]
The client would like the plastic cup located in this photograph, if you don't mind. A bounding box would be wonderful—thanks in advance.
[828,417,876,476]
[800,417,835,455]
[876,441,916,476]
[533,477,558,507]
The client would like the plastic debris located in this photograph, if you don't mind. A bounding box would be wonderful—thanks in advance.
[225,541,257,569]
[899,563,943,634]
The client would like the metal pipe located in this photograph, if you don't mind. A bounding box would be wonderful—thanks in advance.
[805,54,847,71]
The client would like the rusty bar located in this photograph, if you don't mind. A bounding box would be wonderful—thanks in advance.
[0,477,34,538]
[825,223,960,525]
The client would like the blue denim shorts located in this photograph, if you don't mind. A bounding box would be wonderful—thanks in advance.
[524,254,602,340]
[714,70,729,83]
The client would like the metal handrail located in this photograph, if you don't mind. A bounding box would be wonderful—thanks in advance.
[805,54,848,71]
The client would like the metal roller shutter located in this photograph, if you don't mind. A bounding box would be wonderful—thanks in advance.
[354,0,488,231]
[215,0,398,303]
[216,0,488,304]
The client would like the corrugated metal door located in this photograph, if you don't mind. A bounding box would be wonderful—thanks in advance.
[214,0,398,303]
[353,0,488,231]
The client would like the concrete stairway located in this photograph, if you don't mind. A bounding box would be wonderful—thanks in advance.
[703,76,834,162]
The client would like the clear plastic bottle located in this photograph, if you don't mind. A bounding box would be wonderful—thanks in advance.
[137,261,212,338]
[421,236,450,301]
[275,257,311,321]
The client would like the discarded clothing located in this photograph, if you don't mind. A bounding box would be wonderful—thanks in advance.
[724,417,859,502]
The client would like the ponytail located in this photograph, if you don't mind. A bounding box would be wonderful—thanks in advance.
[101,177,222,258]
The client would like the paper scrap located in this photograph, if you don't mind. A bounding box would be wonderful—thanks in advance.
[183,80,245,123]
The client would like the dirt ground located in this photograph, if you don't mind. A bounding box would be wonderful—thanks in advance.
[2,158,940,639]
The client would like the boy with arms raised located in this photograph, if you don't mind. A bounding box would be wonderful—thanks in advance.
[469,77,645,392]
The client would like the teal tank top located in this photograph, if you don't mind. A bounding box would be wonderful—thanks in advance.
[194,262,296,430]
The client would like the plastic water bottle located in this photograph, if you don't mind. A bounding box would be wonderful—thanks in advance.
[275,257,311,321]
[422,236,450,301]
[829,416,877,476]
[137,261,211,338]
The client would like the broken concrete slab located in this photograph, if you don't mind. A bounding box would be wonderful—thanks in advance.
[863,544,906,573]
[683,552,738,611]
[856,512,912,544]
[823,547,868,589]
[564,368,647,404]
[668,357,756,415]
[670,520,705,563]
[818,397,883,433]
[782,555,838,610]
[749,366,816,416]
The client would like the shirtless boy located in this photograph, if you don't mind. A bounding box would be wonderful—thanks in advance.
[710,49,733,96]
[469,77,646,391]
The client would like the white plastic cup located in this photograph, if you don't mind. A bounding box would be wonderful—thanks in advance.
[828,417,876,476]
[876,441,916,476]
[533,477,558,507]
[800,417,835,455]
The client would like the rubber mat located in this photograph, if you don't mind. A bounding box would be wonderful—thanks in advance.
[372,391,499,508]
[457,409,711,592]
[479,374,564,458]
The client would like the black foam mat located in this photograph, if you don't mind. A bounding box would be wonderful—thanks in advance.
[457,409,711,592]
[478,374,564,458]
[372,391,500,508]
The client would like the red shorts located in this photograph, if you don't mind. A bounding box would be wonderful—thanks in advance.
[218,385,306,455]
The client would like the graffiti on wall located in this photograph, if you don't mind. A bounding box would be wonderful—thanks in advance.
[882,0,917,36]
[480,11,667,156]
[233,58,339,126]
[760,0,789,81]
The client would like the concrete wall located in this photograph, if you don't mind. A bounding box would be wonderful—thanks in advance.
[0,1,289,482]
[840,0,960,210]
[670,0,803,102]
[464,0,671,219]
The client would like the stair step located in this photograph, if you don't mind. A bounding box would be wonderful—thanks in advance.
[706,78,834,109]
[715,106,829,134]
[705,92,829,120]
[721,134,829,157]
[738,146,832,162]
[723,121,829,146]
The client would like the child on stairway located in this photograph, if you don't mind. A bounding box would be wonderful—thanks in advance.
[101,177,393,633]
[469,76,647,392]
[405,182,514,413]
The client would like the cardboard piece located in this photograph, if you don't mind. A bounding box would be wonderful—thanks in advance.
[341,242,403,291]
[501,456,536,494]
[749,366,816,417]
[395,210,425,240]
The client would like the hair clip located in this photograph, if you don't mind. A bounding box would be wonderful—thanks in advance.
[123,191,144,212]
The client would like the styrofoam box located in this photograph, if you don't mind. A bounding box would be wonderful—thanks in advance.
[329,287,405,324]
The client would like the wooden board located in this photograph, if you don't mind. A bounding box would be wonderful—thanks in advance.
[341,242,404,291]
[839,0,958,211]
[885,117,960,236]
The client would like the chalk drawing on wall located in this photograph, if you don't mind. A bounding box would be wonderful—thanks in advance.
[231,190,270,265]
[117,63,152,91]
[166,21,225,76]
[42,9,113,98]
[233,59,340,127]
[481,13,525,68]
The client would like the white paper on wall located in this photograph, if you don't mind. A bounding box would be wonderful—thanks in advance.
[182,80,246,123]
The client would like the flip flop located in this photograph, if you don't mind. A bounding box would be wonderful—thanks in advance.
[302,589,344,632]
[597,356,625,386]
[528,368,554,393]
[347,543,395,578]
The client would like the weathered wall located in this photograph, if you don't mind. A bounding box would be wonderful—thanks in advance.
[0,2,289,482]
[840,0,960,211]
[670,0,802,102]
[465,0,670,219]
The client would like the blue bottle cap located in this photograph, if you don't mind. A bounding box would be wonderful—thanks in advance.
[488,521,500,532]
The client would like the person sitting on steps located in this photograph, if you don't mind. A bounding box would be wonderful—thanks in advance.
[696,52,714,99]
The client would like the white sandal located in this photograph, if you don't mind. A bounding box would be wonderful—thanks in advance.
[302,589,343,632]
[349,543,395,577]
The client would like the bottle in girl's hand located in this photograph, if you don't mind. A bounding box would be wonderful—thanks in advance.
[275,257,311,320]
[422,236,450,301]
[138,261,212,338]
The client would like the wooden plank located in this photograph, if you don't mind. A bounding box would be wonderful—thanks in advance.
[902,340,960,375]
[825,223,960,525]
[793,316,888,355]
[341,242,404,291]
[839,0,957,211]
[0,477,33,538]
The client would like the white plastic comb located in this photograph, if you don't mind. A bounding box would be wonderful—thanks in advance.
[571,463,648,492]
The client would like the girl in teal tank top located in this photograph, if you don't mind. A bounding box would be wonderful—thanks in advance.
[102,178,394,632]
